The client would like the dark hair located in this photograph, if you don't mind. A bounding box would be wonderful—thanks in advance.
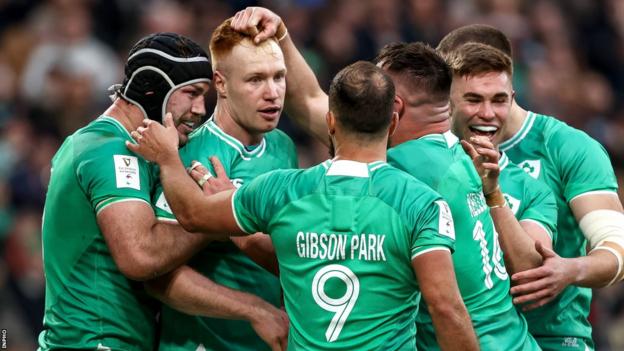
[437,24,512,58]
[328,61,395,139]
[446,42,513,77]
[374,42,451,99]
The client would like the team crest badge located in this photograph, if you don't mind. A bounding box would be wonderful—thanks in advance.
[518,159,541,179]
[503,193,521,215]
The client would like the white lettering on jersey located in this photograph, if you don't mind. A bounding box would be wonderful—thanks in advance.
[435,200,455,239]
[113,155,140,190]
[518,159,541,179]
[467,192,487,218]
[296,232,386,261]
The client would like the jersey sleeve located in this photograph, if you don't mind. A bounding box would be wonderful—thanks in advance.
[408,189,456,259]
[550,128,618,201]
[518,177,558,241]
[76,142,152,214]
[232,171,285,234]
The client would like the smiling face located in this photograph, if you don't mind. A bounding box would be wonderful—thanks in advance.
[166,82,210,146]
[216,39,286,136]
[450,71,514,146]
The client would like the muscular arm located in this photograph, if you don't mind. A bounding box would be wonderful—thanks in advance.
[463,138,549,274]
[127,116,245,236]
[232,233,279,276]
[568,193,624,287]
[145,265,288,350]
[489,200,551,274]
[97,200,211,281]
[412,250,478,351]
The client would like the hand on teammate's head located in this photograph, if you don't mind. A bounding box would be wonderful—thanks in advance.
[231,7,284,44]
[126,113,180,164]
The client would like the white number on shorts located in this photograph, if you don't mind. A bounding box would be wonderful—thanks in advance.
[311,264,360,342]
[473,220,508,289]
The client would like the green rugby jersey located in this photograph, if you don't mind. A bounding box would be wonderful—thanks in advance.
[153,118,298,351]
[388,132,536,351]
[500,112,618,346]
[499,152,558,240]
[39,116,158,350]
[233,160,455,351]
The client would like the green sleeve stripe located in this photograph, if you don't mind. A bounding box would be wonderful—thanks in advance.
[411,246,450,260]
[156,216,178,224]
[231,190,253,234]
[569,190,619,203]
[95,197,150,214]
[519,219,553,239]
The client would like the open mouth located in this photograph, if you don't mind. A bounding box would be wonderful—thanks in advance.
[178,120,197,134]
[258,106,281,119]
[469,125,498,139]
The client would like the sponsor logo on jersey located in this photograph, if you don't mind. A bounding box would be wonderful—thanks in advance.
[231,178,244,188]
[503,193,520,215]
[518,159,541,179]
[113,155,140,190]
[155,192,172,214]
[467,192,488,218]
[561,337,579,348]
[435,200,455,239]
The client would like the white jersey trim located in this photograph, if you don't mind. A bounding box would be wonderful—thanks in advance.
[231,189,252,234]
[95,198,150,215]
[156,217,179,224]
[411,246,451,260]
[569,190,619,203]
[500,112,536,151]
[519,219,553,239]
[327,160,369,177]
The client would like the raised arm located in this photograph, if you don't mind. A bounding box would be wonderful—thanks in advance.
[462,137,550,274]
[231,7,330,145]
[412,250,478,351]
[145,265,288,351]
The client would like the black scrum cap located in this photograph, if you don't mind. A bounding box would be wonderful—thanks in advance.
[119,32,212,122]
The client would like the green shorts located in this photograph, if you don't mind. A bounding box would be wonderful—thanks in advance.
[533,336,593,351]
[416,307,540,351]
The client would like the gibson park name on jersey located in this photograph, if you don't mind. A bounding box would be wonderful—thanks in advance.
[296,231,387,262]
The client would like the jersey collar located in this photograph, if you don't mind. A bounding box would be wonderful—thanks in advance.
[98,115,136,143]
[322,159,388,177]
[499,151,509,171]
[416,131,459,148]
[202,115,267,160]
[499,112,536,151]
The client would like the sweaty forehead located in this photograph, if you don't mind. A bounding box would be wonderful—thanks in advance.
[229,39,284,65]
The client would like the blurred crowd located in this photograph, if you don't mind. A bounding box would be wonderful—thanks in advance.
[2,0,624,349]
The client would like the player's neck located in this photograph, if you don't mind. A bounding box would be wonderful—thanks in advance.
[103,99,145,133]
[214,102,264,146]
[393,118,450,146]
[332,137,387,163]
[501,101,528,142]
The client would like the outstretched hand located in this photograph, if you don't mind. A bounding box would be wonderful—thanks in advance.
[461,136,500,195]
[231,7,286,44]
[510,241,574,311]
[126,113,179,164]
[187,156,235,196]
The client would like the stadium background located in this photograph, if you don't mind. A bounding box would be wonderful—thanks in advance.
[1,0,624,349]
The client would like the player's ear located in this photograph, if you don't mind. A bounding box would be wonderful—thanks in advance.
[326,111,336,136]
[388,111,400,136]
[394,95,405,120]
[213,71,227,98]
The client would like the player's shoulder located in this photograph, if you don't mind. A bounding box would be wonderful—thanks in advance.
[265,127,296,149]
[73,116,136,159]
[533,113,601,150]
[373,163,442,203]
